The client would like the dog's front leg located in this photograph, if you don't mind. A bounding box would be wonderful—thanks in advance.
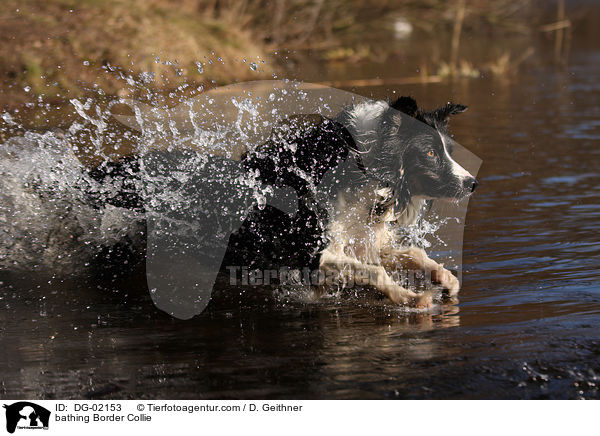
[380,246,460,295]
[318,249,432,308]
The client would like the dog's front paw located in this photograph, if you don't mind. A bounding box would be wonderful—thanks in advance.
[410,291,434,309]
[385,283,434,309]
[432,266,460,295]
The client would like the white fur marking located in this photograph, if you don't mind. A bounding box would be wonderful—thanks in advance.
[439,132,472,180]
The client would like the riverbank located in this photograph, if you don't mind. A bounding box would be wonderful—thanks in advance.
[1,0,275,109]
[0,0,583,110]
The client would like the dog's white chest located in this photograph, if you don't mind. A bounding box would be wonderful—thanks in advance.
[324,183,393,264]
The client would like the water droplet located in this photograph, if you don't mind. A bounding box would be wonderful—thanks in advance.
[195,61,203,74]
[1,112,16,125]
[249,62,258,71]
[139,71,155,84]
[83,60,89,66]
[23,86,31,92]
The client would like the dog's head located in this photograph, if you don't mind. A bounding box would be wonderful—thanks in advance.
[346,96,478,213]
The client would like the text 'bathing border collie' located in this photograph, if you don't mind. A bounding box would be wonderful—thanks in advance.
[239,96,478,308]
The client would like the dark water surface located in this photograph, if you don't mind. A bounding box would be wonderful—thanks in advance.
[1,39,600,399]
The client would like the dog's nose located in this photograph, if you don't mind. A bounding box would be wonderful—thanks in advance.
[463,177,478,193]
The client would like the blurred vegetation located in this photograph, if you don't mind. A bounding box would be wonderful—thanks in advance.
[0,0,557,109]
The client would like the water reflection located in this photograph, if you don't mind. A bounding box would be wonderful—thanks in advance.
[0,269,465,398]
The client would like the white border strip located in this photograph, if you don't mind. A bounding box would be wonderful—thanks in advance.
[0,400,595,436]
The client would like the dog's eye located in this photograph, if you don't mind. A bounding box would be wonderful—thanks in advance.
[427,150,435,158]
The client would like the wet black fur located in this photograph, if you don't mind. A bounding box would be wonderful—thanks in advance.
[90,97,472,281]
[229,96,472,273]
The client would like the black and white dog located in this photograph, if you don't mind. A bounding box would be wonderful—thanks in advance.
[93,95,477,308]
[234,96,478,307]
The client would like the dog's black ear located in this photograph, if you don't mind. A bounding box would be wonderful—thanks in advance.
[446,103,468,116]
[434,102,468,124]
[390,96,418,117]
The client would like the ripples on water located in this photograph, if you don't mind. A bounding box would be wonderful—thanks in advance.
[1,43,599,399]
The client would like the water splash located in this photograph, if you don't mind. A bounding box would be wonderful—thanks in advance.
[0,129,144,271]
[0,69,478,316]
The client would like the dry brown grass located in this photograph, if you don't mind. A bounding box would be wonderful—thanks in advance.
[0,0,272,108]
[0,0,541,109]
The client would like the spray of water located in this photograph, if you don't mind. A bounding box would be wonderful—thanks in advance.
[0,66,478,317]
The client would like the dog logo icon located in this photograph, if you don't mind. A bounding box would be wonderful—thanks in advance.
[3,402,50,433]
